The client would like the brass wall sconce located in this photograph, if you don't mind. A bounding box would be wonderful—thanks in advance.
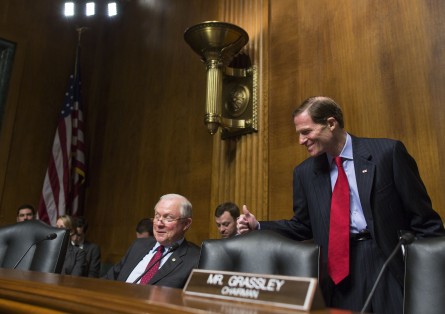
[184,21,257,139]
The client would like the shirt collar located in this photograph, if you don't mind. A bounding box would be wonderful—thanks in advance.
[152,239,184,253]
[327,133,353,163]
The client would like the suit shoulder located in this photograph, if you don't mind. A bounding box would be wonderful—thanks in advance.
[353,136,407,155]
[71,245,86,258]
[356,136,399,146]
[130,237,155,249]
[85,241,101,250]
[184,240,201,254]
[293,154,327,174]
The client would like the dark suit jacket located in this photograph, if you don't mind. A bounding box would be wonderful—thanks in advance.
[104,238,200,289]
[61,244,86,276]
[261,136,444,298]
[81,241,101,278]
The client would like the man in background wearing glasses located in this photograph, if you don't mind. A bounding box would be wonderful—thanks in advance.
[103,194,200,289]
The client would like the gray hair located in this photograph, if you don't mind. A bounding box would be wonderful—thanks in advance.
[157,193,192,218]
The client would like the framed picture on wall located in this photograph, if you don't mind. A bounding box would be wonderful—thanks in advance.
[0,38,16,131]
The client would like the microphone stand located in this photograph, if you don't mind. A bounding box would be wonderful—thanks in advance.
[360,233,415,313]
[13,233,58,269]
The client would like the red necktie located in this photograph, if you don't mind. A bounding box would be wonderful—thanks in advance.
[140,245,164,285]
[327,157,350,285]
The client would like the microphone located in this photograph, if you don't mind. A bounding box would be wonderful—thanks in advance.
[46,233,57,240]
[360,232,415,313]
[132,243,180,284]
[13,233,58,269]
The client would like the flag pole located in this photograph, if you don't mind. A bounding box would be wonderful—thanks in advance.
[74,27,88,81]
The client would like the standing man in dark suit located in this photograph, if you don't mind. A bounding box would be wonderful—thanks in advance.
[237,96,445,313]
[74,217,101,278]
[104,194,200,289]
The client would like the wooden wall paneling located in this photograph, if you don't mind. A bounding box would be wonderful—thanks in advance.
[0,0,82,224]
[1,0,443,267]
[268,0,445,221]
[207,0,269,238]
[268,0,304,222]
[84,0,218,263]
[424,0,445,214]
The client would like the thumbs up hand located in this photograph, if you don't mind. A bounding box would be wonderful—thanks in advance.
[237,205,259,234]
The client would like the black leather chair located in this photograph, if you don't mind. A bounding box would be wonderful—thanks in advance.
[403,236,445,314]
[0,220,69,273]
[198,230,320,278]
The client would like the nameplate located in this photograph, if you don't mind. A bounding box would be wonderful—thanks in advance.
[183,269,324,311]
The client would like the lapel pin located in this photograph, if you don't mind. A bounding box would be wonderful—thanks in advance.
[172,258,176,262]
[362,169,368,173]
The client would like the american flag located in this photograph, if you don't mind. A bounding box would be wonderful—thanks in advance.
[38,49,86,226]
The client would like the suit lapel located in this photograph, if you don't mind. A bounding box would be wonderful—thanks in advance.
[150,242,185,283]
[351,137,375,230]
[310,138,377,236]
[130,240,155,275]
[312,155,332,233]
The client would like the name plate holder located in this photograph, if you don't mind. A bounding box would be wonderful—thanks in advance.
[183,269,325,312]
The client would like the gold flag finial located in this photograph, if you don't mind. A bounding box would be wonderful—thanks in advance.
[76,27,89,46]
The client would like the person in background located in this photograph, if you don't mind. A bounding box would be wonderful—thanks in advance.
[56,215,86,276]
[237,96,445,313]
[214,202,239,238]
[135,218,153,238]
[104,194,200,289]
[16,204,36,222]
[74,217,101,278]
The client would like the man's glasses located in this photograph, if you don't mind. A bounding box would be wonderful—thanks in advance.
[153,215,185,224]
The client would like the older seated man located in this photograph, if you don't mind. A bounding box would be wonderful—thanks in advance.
[104,194,200,289]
